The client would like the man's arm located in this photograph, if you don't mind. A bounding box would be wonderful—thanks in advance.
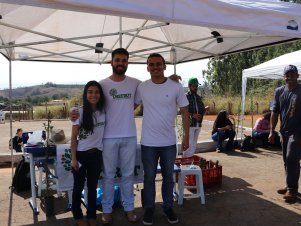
[268,111,278,144]
[179,106,190,151]
[69,107,79,122]
[169,74,182,83]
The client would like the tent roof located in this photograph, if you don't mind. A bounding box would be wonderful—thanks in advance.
[243,50,301,80]
[0,0,301,64]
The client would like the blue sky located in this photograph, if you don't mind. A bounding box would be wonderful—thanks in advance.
[0,54,208,89]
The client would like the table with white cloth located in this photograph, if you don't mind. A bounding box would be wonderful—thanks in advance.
[25,144,180,214]
[24,144,73,215]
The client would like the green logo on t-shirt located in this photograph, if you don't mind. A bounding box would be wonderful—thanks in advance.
[109,88,132,100]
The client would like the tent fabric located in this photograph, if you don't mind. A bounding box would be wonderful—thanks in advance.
[243,50,301,80]
[0,0,301,64]
[240,50,301,138]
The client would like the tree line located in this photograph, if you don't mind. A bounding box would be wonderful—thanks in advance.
[204,40,301,97]
[204,0,301,96]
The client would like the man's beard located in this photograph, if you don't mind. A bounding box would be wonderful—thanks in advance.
[112,65,127,76]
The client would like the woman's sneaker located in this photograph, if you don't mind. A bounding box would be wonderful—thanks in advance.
[164,208,179,224]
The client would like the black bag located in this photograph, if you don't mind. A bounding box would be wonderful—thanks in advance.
[11,158,31,192]
[241,135,256,151]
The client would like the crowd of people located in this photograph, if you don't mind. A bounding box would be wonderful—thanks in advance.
[66,47,300,226]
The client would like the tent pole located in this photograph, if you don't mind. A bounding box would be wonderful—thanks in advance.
[171,48,180,155]
[240,77,247,140]
[119,17,122,47]
[8,52,14,182]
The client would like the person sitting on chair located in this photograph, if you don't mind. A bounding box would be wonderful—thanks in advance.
[252,111,281,148]
[211,110,236,153]
[12,128,23,153]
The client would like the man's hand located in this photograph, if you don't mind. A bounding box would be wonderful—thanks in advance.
[169,74,182,83]
[69,107,79,122]
[182,138,189,151]
[268,132,275,144]
[192,113,203,120]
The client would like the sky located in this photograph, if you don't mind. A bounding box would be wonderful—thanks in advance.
[0,54,209,90]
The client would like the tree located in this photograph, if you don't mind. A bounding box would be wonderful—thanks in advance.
[204,40,301,96]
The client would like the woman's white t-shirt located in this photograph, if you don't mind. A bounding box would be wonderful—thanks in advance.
[73,107,105,151]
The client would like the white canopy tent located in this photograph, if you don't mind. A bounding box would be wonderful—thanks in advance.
[0,0,301,64]
[1,0,301,181]
[241,50,301,138]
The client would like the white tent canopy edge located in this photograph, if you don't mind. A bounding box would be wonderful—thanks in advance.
[0,0,301,64]
[2,0,301,38]
[240,50,301,139]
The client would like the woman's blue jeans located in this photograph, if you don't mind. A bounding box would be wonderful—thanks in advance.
[141,144,176,210]
[212,130,236,150]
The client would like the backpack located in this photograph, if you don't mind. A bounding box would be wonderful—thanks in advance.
[11,158,31,192]
[241,135,256,151]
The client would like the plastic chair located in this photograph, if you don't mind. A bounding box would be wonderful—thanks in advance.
[177,165,205,205]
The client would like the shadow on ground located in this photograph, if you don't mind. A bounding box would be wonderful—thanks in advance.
[14,176,301,226]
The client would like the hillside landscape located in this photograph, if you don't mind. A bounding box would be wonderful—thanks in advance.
[0,82,84,107]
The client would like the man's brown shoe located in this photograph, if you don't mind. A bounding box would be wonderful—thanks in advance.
[277,188,287,195]
[283,191,297,202]
[87,219,97,226]
[76,219,88,226]
[125,211,138,223]
[101,213,113,225]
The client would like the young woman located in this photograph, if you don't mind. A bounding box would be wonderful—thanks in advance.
[211,110,236,153]
[12,128,23,152]
[252,111,281,148]
[71,81,106,226]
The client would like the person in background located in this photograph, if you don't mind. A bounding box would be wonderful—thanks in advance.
[184,77,209,157]
[13,128,23,152]
[269,64,301,203]
[71,81,106,226]
[135,53,189,225]
[252,111,281,148]
[211,110,236,153]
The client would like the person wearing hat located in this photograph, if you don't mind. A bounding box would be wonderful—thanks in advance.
[269,64,301,203]
[184,77,209,157]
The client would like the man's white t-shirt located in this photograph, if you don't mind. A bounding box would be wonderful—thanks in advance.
[100,76,141,139]
[73,107,106,151]
[135,78,188,146]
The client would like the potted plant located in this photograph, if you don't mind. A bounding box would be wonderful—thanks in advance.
[42,111,55,217]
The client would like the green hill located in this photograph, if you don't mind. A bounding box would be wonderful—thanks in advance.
[0,82,84,99]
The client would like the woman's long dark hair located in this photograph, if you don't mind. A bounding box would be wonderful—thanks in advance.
[213,110,228,129]
[82,80,105,132]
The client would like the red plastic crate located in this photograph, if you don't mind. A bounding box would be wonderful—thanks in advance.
[202,163,222,188]
[175,156,222,188]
